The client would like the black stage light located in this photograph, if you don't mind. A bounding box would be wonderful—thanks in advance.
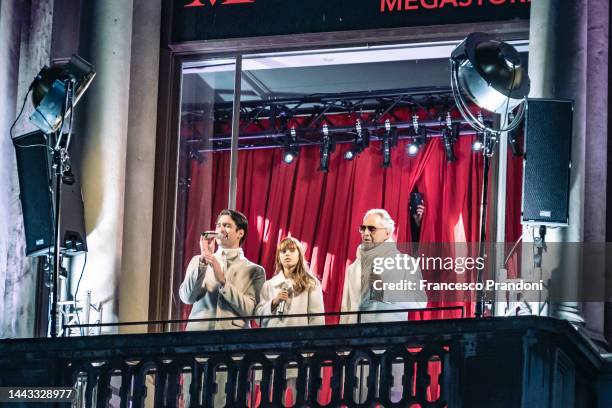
[319,124,334,172]
[442,113,456,162]
[450,32,529,134]
[344,119,368,161]
[283,126,299,164]
[29,55,96,134]
[472,132,484,152]
[407,115,426,156]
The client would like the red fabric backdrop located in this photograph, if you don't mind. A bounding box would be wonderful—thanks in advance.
[179,129,527,322]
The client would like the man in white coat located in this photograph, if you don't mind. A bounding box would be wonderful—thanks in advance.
[179,209,265,331]
[179,209,265,406]
[339,209,428,402]
[340,208,427,324]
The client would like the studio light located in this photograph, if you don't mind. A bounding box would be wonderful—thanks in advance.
[450,32,530,134]
[450,33,530,318]
[443,113,456,162]
[282,126,299,164]
[319,124,334,172]
[472,133,484,152]
[29,55,96,134]
[407,143,420,156]
[382,133,392,168]
[24,54,95,338]
[344,119,369,161]
[406,115,426,156]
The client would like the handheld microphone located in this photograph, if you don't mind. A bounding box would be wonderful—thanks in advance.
[201,231,223,239]
[277,281,293,315]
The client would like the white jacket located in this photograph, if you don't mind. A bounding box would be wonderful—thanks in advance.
[255,272,325,328]
[340,242,428,324]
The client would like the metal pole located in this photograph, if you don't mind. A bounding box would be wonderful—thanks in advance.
[475,134,492,319]
[228,56,242,210]
[50,149,63,337]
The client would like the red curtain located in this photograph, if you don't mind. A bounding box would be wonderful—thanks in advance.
[180,130,505,322]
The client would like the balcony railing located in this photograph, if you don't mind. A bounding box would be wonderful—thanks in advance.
[0,316,610,408]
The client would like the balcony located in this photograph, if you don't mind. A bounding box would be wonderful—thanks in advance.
[0,316,610,407]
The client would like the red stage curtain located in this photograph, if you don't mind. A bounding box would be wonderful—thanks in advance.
[180,131,498,322]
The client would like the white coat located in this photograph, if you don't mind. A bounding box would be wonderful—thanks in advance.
[339,242,428,324]
[255,271,325,328]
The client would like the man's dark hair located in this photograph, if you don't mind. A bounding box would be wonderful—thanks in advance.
[218,209,248,245]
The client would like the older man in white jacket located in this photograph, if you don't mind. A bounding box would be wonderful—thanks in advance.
[340,208,427,324]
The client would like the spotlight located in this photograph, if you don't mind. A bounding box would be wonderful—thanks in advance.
[283,126,299,165]
[472,133,484,152]
[283,150,298,164]
[407,143,420,156]
[29,55,96,134]
[407,115,426,156]
[450,32,530,133]
[319,124,335,172]
[344,119,368,161]
[443,113,456,162]
[382,133,391,168]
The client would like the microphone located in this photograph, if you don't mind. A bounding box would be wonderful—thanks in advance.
[201,231,223,239]
[277,281,293,315]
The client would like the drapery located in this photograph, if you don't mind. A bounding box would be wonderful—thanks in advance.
[179,131,513,322]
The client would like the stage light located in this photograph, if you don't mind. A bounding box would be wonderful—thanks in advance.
[319,124,334,172]
[407,115,426,156]
[442,113,456,162]
[450,32,529,134]
[29,55,96,134]
[282,126,299,165]
[407,143,419,156]
[382,133,391,168]
[344,119,368,161]
[472,135,484,152]
[449,33,530,318]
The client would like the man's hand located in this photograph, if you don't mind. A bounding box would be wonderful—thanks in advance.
[199,234,216,262]
[412,204,425,227]
[202,253,225,285]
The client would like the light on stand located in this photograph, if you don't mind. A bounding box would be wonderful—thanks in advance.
[30,56,95,135]
[450,32,529,134]
[450,33,530,318]
[27,55,95,337]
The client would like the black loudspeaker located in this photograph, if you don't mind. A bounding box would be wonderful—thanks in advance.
[521,98,573,226]
[13,130,87,256]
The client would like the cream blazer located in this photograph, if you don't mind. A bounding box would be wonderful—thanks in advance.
[179,249,265,331]
[255,272,325,328]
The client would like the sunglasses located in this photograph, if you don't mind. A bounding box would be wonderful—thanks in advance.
[359,225,381,233]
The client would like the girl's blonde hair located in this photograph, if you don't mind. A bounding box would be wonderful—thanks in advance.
[274,237,317,295]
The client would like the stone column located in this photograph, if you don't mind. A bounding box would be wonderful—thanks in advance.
[582,0,609,348]
[75,0,134,332]
[527,0,587,325]
[528,1,609,343]
[118,0,161,334]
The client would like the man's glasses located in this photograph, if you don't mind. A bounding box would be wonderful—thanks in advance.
[359,225,381,233]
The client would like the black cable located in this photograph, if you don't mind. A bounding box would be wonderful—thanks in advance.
[9,86,32,140]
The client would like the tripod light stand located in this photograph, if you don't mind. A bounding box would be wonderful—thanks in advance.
[450,33,530,318]
[28,55,95,337]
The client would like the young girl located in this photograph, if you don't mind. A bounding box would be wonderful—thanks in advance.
[256,237,325,327]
